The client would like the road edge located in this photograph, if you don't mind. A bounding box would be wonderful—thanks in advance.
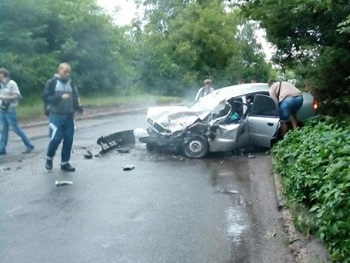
[271,159,331,263]
[21,107,148,129]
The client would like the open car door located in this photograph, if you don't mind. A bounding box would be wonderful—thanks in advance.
[247,94,280,149]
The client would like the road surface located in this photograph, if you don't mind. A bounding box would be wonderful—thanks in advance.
[0,112,294,263]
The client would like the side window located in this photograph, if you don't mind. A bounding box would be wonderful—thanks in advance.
[224,97,244,123]
[250,95,278,117]
[246,91,269,105]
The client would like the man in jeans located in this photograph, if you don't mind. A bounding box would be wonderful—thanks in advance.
[43,63,83,172]
[0,68,34,155]
[269,80,304,136]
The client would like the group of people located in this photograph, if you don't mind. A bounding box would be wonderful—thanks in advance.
[0,63,83,172]
[194,78,304,136]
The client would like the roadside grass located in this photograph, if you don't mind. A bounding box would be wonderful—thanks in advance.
[272,116,350,262]
[17,95,184,122]
[82,94,184,107]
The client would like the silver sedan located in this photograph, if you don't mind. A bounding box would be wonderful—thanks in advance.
[140,83,319,158]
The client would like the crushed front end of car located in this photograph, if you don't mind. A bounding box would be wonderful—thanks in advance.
[139,106,216,157]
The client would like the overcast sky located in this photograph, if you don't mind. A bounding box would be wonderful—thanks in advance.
[96,0,138,25]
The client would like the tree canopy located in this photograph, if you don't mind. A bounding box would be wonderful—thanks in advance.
[0,0,271,99]
[0,0,134,96]
[133,0,270,95]
[237,0,350,114]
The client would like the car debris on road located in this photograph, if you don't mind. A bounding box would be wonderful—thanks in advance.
[0,166,11,172]
[97,130,135,154]
[117,148,130,154]
[122,165,135,171]
[55,180,74,186]
[216,189,239,195]
[247,153,255,159]
[84,150,93,159]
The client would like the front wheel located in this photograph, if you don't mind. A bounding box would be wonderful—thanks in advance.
[146,143,156,152]
[183,136,209,159]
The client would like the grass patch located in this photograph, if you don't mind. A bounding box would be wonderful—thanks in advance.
[82,94,183,107]
[17,95,183,122]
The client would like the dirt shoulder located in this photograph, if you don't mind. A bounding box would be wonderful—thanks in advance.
[273,172,331,263]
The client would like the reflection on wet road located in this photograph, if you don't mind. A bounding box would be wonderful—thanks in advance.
[0,113,293,263]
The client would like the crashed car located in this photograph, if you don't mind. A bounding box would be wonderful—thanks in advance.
[139,83,319,158]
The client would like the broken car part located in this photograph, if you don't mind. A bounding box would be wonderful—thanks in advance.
[122,165,135,171]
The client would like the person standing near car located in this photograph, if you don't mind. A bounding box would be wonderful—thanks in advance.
[268,80,303,136]
[195,79,214,102]
[43,63,83,172]
[0,68,35,155]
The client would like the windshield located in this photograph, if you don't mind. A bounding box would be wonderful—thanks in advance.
[190,91,222,112]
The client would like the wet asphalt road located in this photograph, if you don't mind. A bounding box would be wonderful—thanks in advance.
[0,112,294,263]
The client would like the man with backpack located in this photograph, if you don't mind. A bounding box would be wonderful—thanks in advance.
[43,63,83,172]
[0,68,34,155]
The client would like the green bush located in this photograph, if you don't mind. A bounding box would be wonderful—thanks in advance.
[273,118,350,262]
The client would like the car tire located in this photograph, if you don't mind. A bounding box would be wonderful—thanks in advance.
[146,143,155,152]
[183,136,209,159]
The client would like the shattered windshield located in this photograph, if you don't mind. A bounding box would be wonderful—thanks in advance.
[190,90,223,113]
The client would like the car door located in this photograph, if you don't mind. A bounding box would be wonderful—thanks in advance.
[246,94,280,148]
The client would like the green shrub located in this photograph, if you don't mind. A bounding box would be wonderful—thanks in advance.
[273,118,350,262]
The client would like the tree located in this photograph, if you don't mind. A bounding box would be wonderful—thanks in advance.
[0,0,57,93]
[0,0,135,97]
[235,21,270,82]
[133,0,271,95]
[238,0,350,114]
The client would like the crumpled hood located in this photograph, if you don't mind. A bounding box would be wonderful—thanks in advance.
[146,106,212,133]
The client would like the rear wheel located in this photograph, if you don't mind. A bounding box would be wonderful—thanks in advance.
[183,136,208,158]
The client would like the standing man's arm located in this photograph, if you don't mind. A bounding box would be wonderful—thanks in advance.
[195,87,203,103]
[72,85,84,114]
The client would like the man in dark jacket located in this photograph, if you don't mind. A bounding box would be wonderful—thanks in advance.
[43,63,83,172]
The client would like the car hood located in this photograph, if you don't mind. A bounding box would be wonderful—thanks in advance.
[146,106,213,133]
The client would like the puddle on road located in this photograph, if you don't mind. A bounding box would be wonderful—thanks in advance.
[226,206,247,244]
[206,157,254,188]
[205,155,257,262]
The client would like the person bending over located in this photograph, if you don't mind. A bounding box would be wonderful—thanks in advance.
[269,80,303,136]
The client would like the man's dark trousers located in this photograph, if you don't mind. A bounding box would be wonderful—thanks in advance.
[47,114,74,163]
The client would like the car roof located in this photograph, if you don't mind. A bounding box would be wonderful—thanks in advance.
[193,83,270,112]
[212,83,269,100]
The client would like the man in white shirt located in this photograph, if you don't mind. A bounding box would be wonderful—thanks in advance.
[0,68,34,155]
[195,79,214,102]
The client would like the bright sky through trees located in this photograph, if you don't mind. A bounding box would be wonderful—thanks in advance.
[96,0,138,25]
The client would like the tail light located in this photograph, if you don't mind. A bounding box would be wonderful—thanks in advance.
[312,100,319,110]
